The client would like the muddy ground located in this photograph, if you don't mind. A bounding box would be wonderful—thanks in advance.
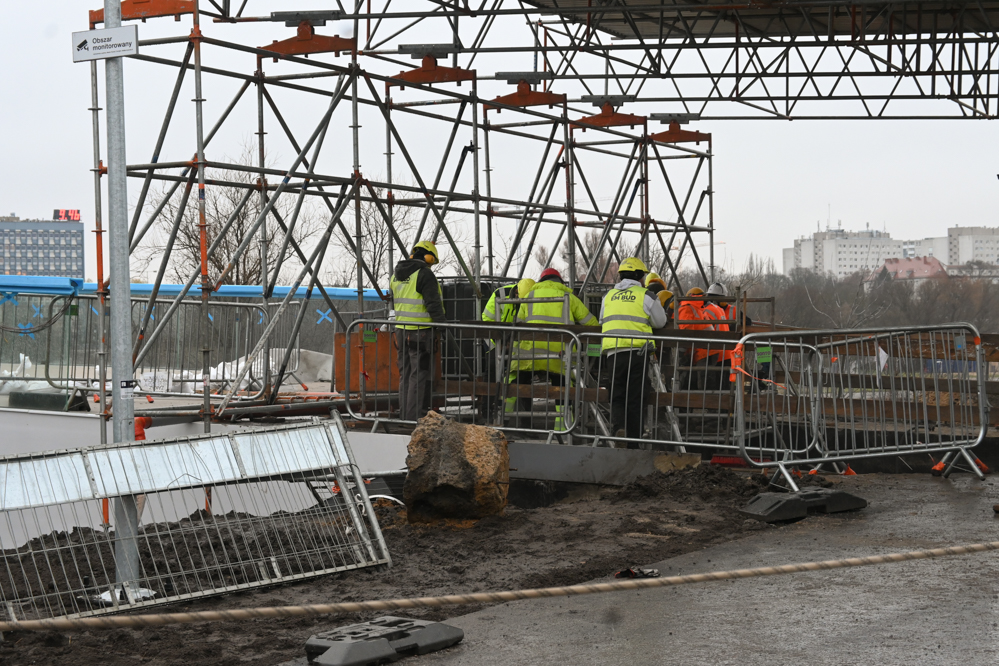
[0,466,831,666]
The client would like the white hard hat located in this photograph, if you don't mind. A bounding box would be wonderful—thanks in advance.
[706,282,727,297]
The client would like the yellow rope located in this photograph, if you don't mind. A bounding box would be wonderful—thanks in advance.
[4,541,997,633]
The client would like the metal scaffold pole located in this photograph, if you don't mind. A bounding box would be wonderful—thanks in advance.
[193,1,212,432]
[89,59,108,446]
[104,0,139,593]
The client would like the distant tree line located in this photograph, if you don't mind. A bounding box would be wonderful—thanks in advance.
[702,256,999,333]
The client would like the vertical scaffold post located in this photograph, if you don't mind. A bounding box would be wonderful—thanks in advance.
[104,0,140,593]
[90,59,108,445]
[563,100,576,288]
[256,54,270,396]
[193,1,212,433]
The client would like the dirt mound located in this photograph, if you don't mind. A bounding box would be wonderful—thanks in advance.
[617,464,768,503]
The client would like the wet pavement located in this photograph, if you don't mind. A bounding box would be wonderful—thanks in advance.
[420,474,999,665]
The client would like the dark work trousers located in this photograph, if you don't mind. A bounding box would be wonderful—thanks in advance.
[397,328,434,421]
[605,349,650,444]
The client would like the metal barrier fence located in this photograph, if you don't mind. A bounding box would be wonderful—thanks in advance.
[343,319,743,448]
[31,295,302,399]
[341,320,989,478]
[343,319,585,441]
[734,324,989,489]
[574,330,745,451]
[0,416,389,621]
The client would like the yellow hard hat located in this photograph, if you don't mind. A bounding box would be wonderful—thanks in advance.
[644,272,662,287]
[412,240,439,265]
[658,289,674,309]
[516,278,535,297]
[686,287,704,296]
[618,257,649,273]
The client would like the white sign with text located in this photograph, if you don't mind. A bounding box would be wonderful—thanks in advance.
[72,25,139,62]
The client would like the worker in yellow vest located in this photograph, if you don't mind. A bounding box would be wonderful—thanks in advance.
[389,241,446,421]
[483,278,535,325]
[600,257,668,443]
[509,268,597,430]
[482,278,535,418]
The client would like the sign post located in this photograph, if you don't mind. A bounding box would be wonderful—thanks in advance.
[74,6,140,596]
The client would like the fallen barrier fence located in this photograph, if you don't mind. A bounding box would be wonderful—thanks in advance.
[342,320,988,474]
[0,416,389,621]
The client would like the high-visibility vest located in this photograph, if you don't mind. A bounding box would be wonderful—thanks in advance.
[515,282,590,364]
[390,271,442,330]
[483,284,518,323]
[677,300,714,362]
[600,285,652,351]
[702,302,731,362]
[702,303,729,331]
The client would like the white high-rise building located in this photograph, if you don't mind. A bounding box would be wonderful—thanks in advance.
[783,228,902,277]
[783,226,999,276]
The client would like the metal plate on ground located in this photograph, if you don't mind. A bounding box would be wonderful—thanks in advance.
[294,616,463,665]
[740,488,868,522]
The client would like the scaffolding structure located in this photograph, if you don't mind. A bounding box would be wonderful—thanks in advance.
[82,0,999,417]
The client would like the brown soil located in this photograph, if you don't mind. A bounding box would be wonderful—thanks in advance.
[0,466,802,666]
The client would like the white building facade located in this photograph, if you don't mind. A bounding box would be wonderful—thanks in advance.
[783,226,999,276]
[783,229,902,277]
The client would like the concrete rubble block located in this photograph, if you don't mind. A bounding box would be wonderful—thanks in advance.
[404,411,509,522]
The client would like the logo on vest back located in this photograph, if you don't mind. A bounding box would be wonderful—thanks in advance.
[610,291,637,303]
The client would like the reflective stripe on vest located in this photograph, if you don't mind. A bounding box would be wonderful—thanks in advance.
[390,271,441,330]
[517,287,570,360]
[485,284,518,323]
[601,286,652,351]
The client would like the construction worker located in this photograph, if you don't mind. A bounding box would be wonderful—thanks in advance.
[483,278,535,325]
[676,286,714,390]
[482,278,535,416]
[509,267,597,429]
[702,282,753,389]
[702,283,731,389]
[600,258,668,444]
[644,272,674,323]
[390,241,446,421]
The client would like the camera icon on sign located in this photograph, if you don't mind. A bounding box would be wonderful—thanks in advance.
[77,39,89,52]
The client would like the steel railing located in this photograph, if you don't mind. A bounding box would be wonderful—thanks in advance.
[30,295,302,399]
[340,319,990,477]
[733,324,989,489]
[343,318,585,440]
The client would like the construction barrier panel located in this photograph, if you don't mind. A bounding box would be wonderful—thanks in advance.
[0,416,389,621]
[733,324,989,488]
[343,319,585,440]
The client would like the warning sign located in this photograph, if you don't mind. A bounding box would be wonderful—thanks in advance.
[72,25,139,63]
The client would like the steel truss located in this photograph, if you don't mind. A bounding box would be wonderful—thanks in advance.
[83,0,996,414]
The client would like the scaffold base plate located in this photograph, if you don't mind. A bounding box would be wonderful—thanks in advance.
[301,616,464,665]
[740,488,868,523]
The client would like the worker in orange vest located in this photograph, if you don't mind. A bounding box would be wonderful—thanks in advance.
[702,283,732,389]
[676,287,714,390]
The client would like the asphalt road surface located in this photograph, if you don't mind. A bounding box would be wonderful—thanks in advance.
[418,474,999,665]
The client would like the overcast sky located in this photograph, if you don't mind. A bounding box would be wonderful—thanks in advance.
[3,2,998,284]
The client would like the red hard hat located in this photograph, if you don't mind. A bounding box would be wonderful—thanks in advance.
[539,267,562,281]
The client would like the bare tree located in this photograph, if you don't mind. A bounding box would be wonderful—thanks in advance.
[324,192,473,288]
[135,146,325,287]
[325,187,417,288]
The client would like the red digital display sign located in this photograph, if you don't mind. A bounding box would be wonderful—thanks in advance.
[53,209,81,222]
